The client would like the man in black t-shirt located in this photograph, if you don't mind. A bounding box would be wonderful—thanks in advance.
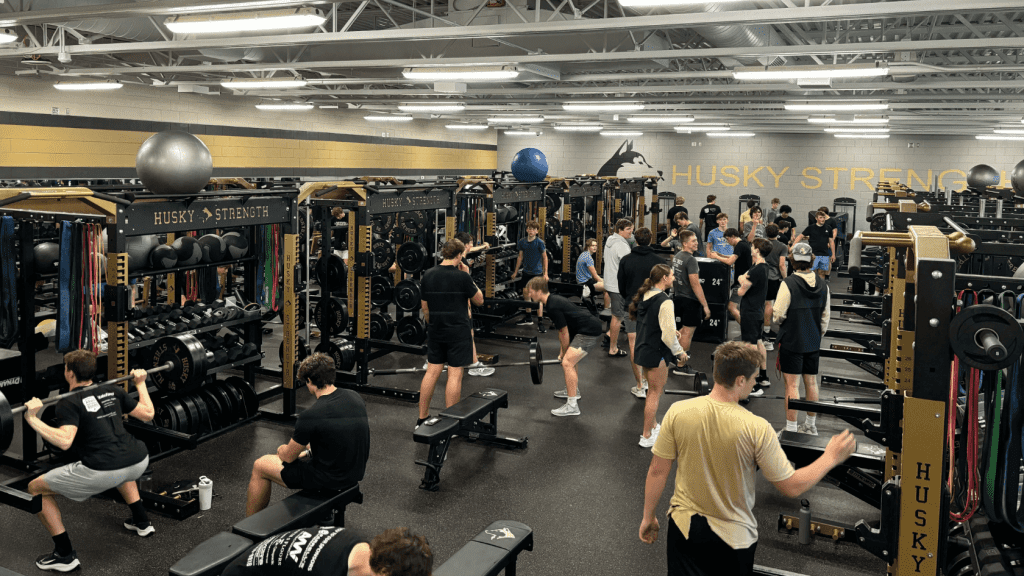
[222,526,432,576]
[418,238,485,427]
[698,194,722,242]
[738,239,774,395]
[247,352,369,517]
[793,211,835,280]
[773,204,797,238]
[25,350,156,572]
[707,228,751,324]
[527,277,602,417]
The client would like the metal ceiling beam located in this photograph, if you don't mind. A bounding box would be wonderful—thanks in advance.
[0,0,337,26]
[4,0,1024,58]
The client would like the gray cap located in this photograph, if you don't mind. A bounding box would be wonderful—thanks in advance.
[791,242,813,262]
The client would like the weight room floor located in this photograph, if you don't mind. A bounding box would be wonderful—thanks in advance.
[1,280,886,576]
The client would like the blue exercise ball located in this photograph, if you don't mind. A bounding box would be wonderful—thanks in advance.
[510,148,548,182]
[136,131,213,194]
[966,164,1000,191]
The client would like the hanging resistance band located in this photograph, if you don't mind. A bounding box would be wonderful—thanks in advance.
[948,290,980,523]
[57,220,73,353]
[996,293,1024,532]
[980,291,1016,522]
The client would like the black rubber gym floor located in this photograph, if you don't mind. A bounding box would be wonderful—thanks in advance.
[1,284,887,576]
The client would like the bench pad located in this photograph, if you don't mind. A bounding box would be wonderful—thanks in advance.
[779,431,885,471]
[413,417,460,443]
[169,532,253,576]
[435,520,534,576]
[440,389,507,422]
[232,484,363,541]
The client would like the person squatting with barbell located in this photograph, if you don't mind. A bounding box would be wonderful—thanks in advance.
[23,350,156,572]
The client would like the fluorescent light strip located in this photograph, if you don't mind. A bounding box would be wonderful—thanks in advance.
[708,132,755,138]
[835,134,890,139]
[365,115,413,121]
[255,103,313,110]
[446,124,489,130]
[786,103,889,111]
[222,78,307,89]
[807,116,889,124]
[677,126,730,132]
[626,116,693,124]
[397,104,465,113]
[977,135,1024,141]
[993,129,1024,135]
[504,130,541,136]
[402,68,519,81]
[554,125,603,132]
[619,0,746,6]
[824,128,890,133]
[53,81,123,91]
[488,116,544,124]
[601,131,644,136]
[562,103,645,112]
[734,65,888,80]
[165,8,326,34]
[318,105,339,109]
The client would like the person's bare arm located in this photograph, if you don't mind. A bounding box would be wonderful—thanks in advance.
[23,400,77,451]
[277,439,305,464]
[640,455,674,543]
[737,273,752,297]
[470,289,484,307]
[688,273,709,310]
[421,300,429,324]
[772,430,856,498]
[542,250,548,278]
[587,265,602,282]
[127,369,155,422]
[513,251,524,278]
[558,326,570,359]
[746,223,756,242]
[793,234,805,245]
[779,255,788,279]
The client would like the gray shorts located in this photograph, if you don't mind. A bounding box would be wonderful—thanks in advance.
[729,286,742,305]
[44,456,149,502]
[609,291,628,321]
[570,334,599,356]
[624,316,638,334]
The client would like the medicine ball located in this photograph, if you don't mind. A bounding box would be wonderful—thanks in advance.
[222,231,249,259]
[135,131,213,195]
[198,234,225,263]
[172,236,202,266]
[966,164,1000,191]
[149,244,178,269]
[33,242,60,274]
[1012,159,1024,195]
[126,234,158,272]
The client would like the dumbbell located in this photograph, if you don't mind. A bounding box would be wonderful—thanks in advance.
[227,345,244,362]
[164,310,188,333]
[241,342,258,359]
[224,307,245,321]
[205,335,226,350]
[180,308,203,330]
[129,320,151,340]
[224,333,241,348]
[213,349,229,366]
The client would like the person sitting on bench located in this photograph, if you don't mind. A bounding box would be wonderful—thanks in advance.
[222,526,432,576]
[639,341,856,576]
[246,353,370,517]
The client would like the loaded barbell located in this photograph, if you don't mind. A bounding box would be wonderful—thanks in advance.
[370,340,555,384]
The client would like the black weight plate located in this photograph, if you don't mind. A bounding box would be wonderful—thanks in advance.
[371,238,395,274]
[154,400,179,432]
[178,394,201,435]
[316,254,348,293]
[396,210,428,236]
[570,218,584,238]
[168,398,190,433]
[0,392,13,456]
[151,334,207,394]
[370,275,394,307]
[372,213,395,236]
[217,380,244,423]
[189,393,212,434]
[197,388,225,431]
[225,376,258,420]
[369,312,395,341]
[211,382,238,424]
[394,279,422,311]
[544,193,561,213]
[396,316,428,345]
[314,297,349,336]
[279,336,311,365]
[546,216,561,238]
[314,338,357,372]
[396,242,430,273]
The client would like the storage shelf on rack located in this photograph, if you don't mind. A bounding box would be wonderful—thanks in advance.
[126,315,257,351]
[128,256,256,279]
[208,354,264,376]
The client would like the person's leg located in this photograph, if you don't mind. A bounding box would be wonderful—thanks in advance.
[445,367,465,408]
[118,479,153,533]
[28,476,65,537]
[764,300,773,331]
[116,480,140,505]
[758,340,767,370]
[627,332,643,386]
[246,454,286,517]
[562,346,584,399]
[678,326,695,352]
[783,372,801,428]
[728,301,741,323]
[418,364,445,420]
[642,364,667,438]
[609,316,623,354]
[803,372,819,414]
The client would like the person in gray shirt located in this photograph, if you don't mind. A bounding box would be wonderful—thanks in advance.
[670,230,710,376]
[762,223,789,350]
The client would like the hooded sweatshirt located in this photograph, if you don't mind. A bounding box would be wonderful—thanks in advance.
[603,233,632,293]
[773,270,830,353]
[617,245,667,305]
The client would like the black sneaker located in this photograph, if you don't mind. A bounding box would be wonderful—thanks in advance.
[757,376,771,388]
[749,383,765,397]
[123,518,155,537]
[671,365,696,376]
[537,321,548,334]
[35,551,80,572]
[516,316,534,326]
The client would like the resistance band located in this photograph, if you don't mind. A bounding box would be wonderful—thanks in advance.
[57,221,73,352]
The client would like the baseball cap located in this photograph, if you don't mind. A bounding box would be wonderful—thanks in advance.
[791,243,813,262]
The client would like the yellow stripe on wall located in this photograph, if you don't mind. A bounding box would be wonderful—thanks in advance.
[0,125,497,171]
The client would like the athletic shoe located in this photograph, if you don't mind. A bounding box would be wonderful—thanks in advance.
[551,403,580,417]
[757,376,771,388]
[554,389,581,399]
[35,551,80,572]
[516,316,534,326]
[749,384,765,397]
[763,339,774,351]
[630,385,647,399]
[639,426,660,448]
[123,519,155,537]
[582,285,592,298]
[797,422,818,436]
[422,362,428,370]
[467,362,496,377]
[537,321,548,334]
[671,365,696,376]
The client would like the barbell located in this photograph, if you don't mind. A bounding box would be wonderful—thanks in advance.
[370,340,555,384]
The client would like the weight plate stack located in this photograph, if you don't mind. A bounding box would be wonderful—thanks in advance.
[370,275,395,307]
[178,395,202,435]
[314,297,349,336]
[211,381,239,424]
[371,238,396,274]
[396,210,428,235]
[197,388,226,431]
[219,380,246,425]
[314,338,357,373]
[316,254,348,293]
[396,242,430,273]
[397,316,428,345]
[224,377,257,420]
[394,280,422,311]
[369,312,396,341]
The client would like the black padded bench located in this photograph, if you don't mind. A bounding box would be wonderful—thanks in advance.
[231,484,363,541]
[413,389,527,491]
[778,430,885,508]
[169,532,253,576]
[435,520,534,576]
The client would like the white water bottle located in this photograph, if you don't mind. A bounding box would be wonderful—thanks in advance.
[198,476,213,511]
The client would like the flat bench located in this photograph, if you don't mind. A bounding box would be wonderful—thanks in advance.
[413,389,527,491]
[1,567,28,576]
[779,430,885,508]
[231,484,363,541]
[435,520,534,576]
[169,532,253,576]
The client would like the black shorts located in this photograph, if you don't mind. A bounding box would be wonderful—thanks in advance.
[280,459,329,491]
[518,272,541,293]
[739,316,763,345]
[674,296,703,328]
[426,333,474,367]
[778,348,820,375]
[667,515,757,576]
[766,279,781,301]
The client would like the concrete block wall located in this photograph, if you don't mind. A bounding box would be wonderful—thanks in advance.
[498,131,1024,233]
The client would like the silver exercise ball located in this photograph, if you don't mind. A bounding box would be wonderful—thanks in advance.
[135,131,213,194]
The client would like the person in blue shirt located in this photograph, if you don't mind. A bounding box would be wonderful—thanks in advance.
[706,212,733,258]
[513,220,548,328]
[575,238,604,310]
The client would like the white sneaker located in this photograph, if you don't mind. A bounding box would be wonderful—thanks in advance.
[749,386,765,397]
[422,362,428,370]
[763,339,774,351]
[468,367,495,377]
[582,285,592,298]
[554,389,581,399]
[639,428,659,448]
[630,385,647,399]
[551,403,580,417]
[797,422,818,436]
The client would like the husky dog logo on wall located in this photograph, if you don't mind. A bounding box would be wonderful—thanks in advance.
[597,140,664,180]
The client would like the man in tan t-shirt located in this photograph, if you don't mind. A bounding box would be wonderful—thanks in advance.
[638,341,856,576]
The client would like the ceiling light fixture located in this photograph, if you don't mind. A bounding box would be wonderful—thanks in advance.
[255,103,313,110]
[53,80,123,91]
[601,131,644,137]
[402,65,519,81]
[676,126,730,132]
[993,129,1024,135]
[786,102,889,112]
[168,0,323,13]
[618,0,746,7]
[488,116,545,124]
[445,124,489,130]
[708,132,755,138]
[165,7,326,34]
[807,115,889,124]
[222,77,307,89]
[824,127,891,133]
[554,125,603,132]
[504,130,542,136]
[977,134,1024,141]
[734,63,888,81]
[0,28,17,43]
[626,116,693,124]
[835,134,891,139]
[364,115,413,122]
[397,103,466,113]
[562,102,645,112]
[319,105,339,109]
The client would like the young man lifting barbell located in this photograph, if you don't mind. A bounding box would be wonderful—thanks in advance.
[23,349,155,572]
